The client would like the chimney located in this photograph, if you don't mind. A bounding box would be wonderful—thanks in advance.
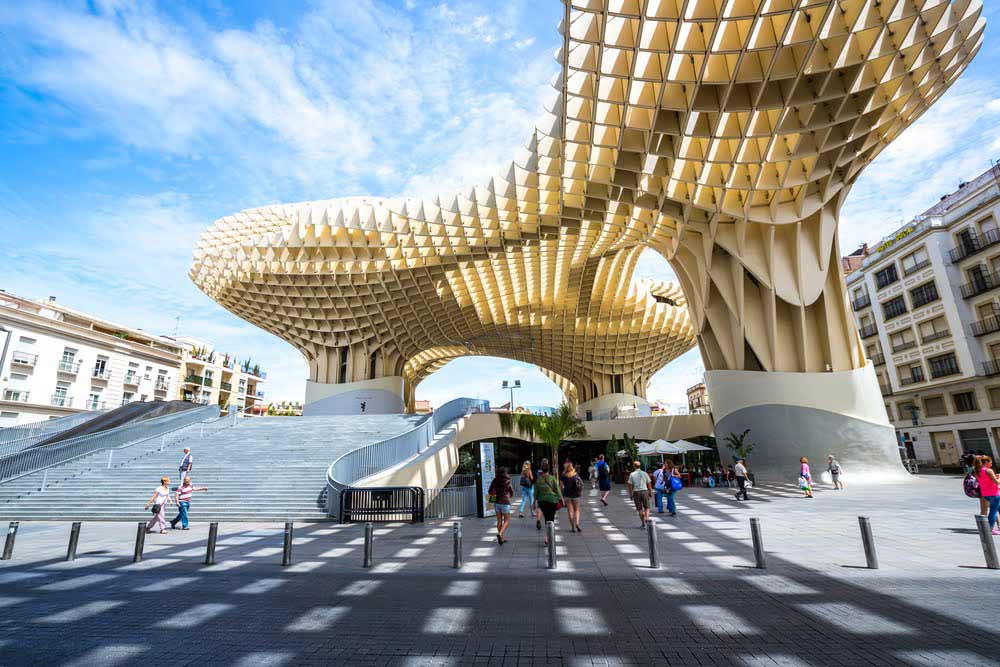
[48,296,56,302]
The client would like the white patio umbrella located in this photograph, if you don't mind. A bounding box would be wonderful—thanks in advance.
[671,439,712,453]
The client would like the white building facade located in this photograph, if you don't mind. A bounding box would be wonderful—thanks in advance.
[846,165,1000,468]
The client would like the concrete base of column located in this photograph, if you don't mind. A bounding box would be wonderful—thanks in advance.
[705,363,906,483]
[303,376,405,416]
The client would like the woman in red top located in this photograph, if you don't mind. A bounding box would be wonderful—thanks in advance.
[975,455,1000,535]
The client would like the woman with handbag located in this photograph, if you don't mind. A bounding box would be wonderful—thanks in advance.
[488,467,514,544]
[560,461,584,532]
[664,462,682,517]
[534,459,562,545]
[518,460,534,518]
[144,476,173,534]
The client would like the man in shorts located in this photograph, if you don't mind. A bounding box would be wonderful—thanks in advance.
[627,461,653,528]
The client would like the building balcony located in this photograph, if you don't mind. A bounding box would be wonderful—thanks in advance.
[971,315,1000,337]
[878,384,893,396]
[859,324,878,339]
[183,374,204,386]
[10,351,37,367]
[929,359,961,379]
[57,360,82,375]
[123,372,141,386]
[2,389,30,403]
[154,380,170,392]
[960,271,999,299]
[91,367,111,381]
[921,330,951,344]
[870,352,885,366]
[851,294,871,311]
[903,259,932,275]
[950,228,1000,263]
[891,340,917,353]
[899,371,925,386]
[982,359,1000,377]
[51,394,73,407]
[220,381,232,392]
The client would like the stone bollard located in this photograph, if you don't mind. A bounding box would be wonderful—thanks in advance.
[545,521,556,569]
[858,516,879,569]
[363,523,374,568]
[282,522,294,567]
[975,515,999,570]
[452,521,463,569]
[1,521,19,560]
[750,517,766,569]
[66,522,82,562]
[133,522,146,563]
[205,522,219,566]
[646,518,659,569]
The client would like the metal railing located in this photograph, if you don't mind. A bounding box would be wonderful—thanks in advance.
[851,294,871,311]
[0,405,220,485]
[325,397,489,518]
[921,330,950,344]
[891,340,917,353]
[900,370,925,386]
[950,228,1000,263]
[0,410,104,457]
[10,351,37,367]
[50,394,73,407]
[57,360,82,374]
[960,271,998,299]
[183,374,204,385]
[124,372,141,386]
[2,390,29,403]
[340,487,425,523]
[982,359,1000,377]
[426,474,478,519]
[971,314,1000,337]
[91,367,111,381]
[869,352,885,366]
[903,259,931,275]
[859,323,878,339]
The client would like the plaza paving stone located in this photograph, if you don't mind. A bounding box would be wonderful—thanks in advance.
[0,476,997,665]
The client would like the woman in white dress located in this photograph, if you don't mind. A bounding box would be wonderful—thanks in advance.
[144,477,173,534]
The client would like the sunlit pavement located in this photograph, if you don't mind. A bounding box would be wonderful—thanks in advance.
[0,476,997,665]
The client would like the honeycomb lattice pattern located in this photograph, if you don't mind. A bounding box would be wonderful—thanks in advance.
[191,0,983,407]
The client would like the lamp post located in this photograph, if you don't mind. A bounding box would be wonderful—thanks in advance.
[501,379,521,411]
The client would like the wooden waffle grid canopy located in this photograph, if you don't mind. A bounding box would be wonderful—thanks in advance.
[191,0,984,405]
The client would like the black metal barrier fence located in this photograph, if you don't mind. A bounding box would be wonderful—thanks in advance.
[339,486,425,524]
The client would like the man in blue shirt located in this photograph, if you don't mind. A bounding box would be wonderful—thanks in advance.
[595,454,611,506]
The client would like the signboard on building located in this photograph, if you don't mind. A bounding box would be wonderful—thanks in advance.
[479,441,496,518]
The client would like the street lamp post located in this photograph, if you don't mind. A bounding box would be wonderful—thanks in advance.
[501,379,521,411]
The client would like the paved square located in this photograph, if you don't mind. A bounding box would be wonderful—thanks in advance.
[0,477,998,665]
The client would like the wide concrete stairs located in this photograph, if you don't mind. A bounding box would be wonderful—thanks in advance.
[0,414,425,522]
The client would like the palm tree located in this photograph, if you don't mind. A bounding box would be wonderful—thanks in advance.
[497,402,587,472]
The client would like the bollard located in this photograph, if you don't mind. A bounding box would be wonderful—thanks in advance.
[66,522,82,562]
[205,522,219,566]
[282,522,294,567]
[1,521,19,560]
[363,523,374,568]
[750,517,766,569]
[452,521,463,569]
[975,515,1000,570]
[858,516,879,569]
[107,451,114,469]
[133,522,146,563]
[646,517,659,569]
[39,469,48,492]
[545,521,556,569]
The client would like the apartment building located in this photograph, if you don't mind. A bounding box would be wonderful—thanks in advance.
[0,292,267,426]
[846,165,1000,468]
[686,382,711,415]
[0,292,183,425]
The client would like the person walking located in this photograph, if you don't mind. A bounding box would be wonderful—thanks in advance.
[534,459,562,545]
[627,461,652,528]
[560,461,584,532]
[734,458,750,501]
[518,460,534,518]
[595,454,612,506]
[170,476,209,530]
[178,448,194,485]
[653,461,668,513]
[799,457,814,498]
[664,461,680,517]
[975,455,1000,535]
[827,455,845,490]
[488,467,514,544]
[588,459,597,490]
[144,477,173,534]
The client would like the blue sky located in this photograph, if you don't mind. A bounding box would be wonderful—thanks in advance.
[2,1,1000,411]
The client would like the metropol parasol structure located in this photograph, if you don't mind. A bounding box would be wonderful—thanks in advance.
[191,0,984,476]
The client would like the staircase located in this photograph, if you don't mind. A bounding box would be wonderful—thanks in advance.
[0,414,426,522]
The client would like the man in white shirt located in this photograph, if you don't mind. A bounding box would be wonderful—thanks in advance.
[627,461,653,527]
[178,448,193,487]
[734,459,750,501]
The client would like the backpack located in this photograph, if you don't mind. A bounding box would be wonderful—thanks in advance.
[964,473,981,499]
[574,475,584,492]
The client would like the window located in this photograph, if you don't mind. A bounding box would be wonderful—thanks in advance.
[988,386,1000,410]
[899,363,924,385]
[339,347,348,384]
[889,329,915,352]
[884,404,894,421]
[882,295,907,320]
[928,353,960,379]
[88,392,102,410]
[918,317,949,342]
[909,281,939,308]
[93,356,109,379]
[59,348,78,372]
[612,375,623,393]
[875,264,899,289]
[0,412,18,424]
[901,247,929,274]
[52,382,70,407]
[18,336,36,346]
[369,350,378,380]
[122,392,134,405]
[923,396,948,417]
[897,401,917,423]
[953,391,978,413]
[852,286,867,301]
[3,389,28,402]
[10,372,27,382]
[981,217,998,236]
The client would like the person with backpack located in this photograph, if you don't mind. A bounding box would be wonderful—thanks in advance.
[975,455,1000,535]
[534,459,562,544]
[487,467,514,544]
[827,455,845,490]
[653,461,668,513]
[595,453,612,506]
[560,461,584,532]
[518,460,534,518]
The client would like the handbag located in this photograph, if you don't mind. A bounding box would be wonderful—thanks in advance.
[151,504,161,514]
[670,476,683,491]
[556,499,565,510]
[488,493,497,504]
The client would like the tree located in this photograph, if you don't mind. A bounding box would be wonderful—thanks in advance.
[723,429,754,461]
[622,433,638,464]
[606,434,619,474]
[497,402,586,472]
